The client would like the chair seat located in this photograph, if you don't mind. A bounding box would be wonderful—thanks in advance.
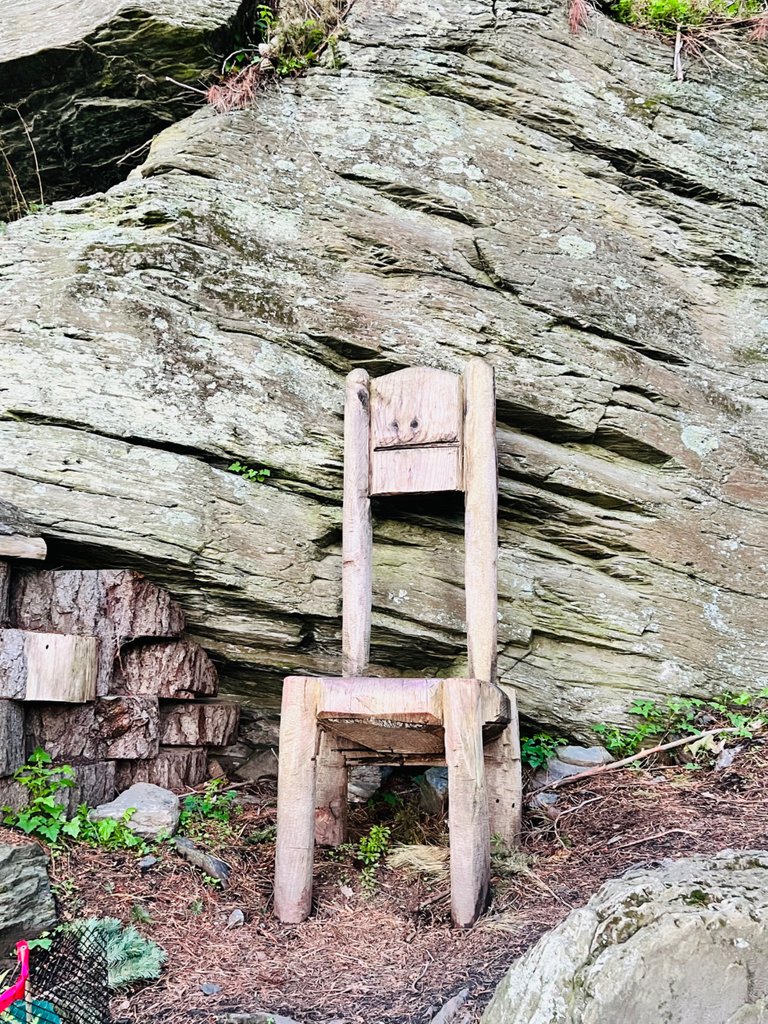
[284,675,510,758]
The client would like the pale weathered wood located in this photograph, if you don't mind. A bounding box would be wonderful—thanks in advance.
[463,358,498,685]
[484,687,522,847]
[370,367,463,449]
[370,445,462,496]
[275,677,320,922]
[315,731,348,847]
[111,639,218,699]
[25,696,159,761]
[444,678,490,927]
[0,629,98,702]
[321,719,445,756]
[0,701,25,777]
[159,699,239,747]
[317,676,444,722]
[115,747,208,792]
[0,535,46,561]
[342,369,372,677]
[11,569,185,695]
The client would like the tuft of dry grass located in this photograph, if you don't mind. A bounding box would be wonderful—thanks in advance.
[568,0,592,32]
[386,844,449,881]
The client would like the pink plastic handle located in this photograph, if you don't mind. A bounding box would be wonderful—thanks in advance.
[0,941,30,1013]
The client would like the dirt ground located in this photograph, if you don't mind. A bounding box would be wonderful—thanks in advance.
[11,745,768,1024]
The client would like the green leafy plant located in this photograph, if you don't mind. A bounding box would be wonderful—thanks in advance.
[228,460,271,483]
[592,690,768,761]
[3,749,146,851]
[179,778,240,846]
[356,824,391,892]
[520,732,567,769]
[608,0,765,32]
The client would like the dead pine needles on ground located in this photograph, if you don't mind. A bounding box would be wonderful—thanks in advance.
[15,746,768,1024]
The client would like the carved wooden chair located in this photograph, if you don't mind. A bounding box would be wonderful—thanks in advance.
[274,359,521,927]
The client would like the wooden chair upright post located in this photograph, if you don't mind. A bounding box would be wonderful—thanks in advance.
[274,358,522,929]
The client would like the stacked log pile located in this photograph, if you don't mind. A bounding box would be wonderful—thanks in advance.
[0,508,239,808]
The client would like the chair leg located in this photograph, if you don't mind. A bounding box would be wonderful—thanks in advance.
[485,687,522,849]
[274,677,320,923]
[444,679,491,927]
[315,731,348,847]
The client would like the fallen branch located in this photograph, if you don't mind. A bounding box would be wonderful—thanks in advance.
[530,726,745,796]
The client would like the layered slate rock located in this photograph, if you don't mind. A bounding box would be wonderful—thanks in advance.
[0,843,56,954]
[0,0,249,216]
[482,851,768,1024]
[2,0,768,733]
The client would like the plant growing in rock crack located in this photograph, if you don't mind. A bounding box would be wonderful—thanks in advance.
[568,0,768,79]
[207,0,348,112]
[227,460,271,483]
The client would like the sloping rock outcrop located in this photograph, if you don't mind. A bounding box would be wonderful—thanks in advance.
[0,0,249,216]
[482,851,768,1024]
[2,0,768,732]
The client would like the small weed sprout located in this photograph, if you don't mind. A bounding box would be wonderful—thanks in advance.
[228,460,271,483]
[356,824,391,893]
[179,778,240,847]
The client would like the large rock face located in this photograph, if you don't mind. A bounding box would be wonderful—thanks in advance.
[2,0,768,732]
[482,851,768,1024]
[0,843,57,953]
[0,0,248,216]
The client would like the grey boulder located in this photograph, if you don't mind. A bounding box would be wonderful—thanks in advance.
[90,782,180,839]
[0,843,57,954]
[482,850,768,1024]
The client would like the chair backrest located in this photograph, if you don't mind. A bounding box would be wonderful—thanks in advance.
[342,358,498,685]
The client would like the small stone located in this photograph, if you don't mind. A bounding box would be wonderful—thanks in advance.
[418,767,449,814]
[348,765,391,803]
[716,745,742,770]
[138,854,158,871]
[200,982,221,996]
[90,783,180,840]
[175,837,231,886]
[557,745,612,768]
[227,909,244,928]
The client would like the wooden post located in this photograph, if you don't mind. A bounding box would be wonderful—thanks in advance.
[485,686,523,847]
[274,676,320,923]
[315,731,348,847]
[443,678,490,927]
[463,358,497,685]
[342,369,372,677]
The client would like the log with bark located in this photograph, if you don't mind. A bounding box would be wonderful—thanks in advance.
[112,639,218,699]
[25,696,159,761]
[160,700,239,747]
[11,569,184,695]
[115,746,208,791]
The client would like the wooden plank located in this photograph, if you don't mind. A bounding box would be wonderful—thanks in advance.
[370,368,462,450]
[321,719,444,756]
[317,676,445,722]
[274,676,320,923]
[0,701,24,777]
[0,629,98,702]
[115,747,208,792]
[484,686,522,848]
[315,731,348,847]
[159,700,239,747]
[11,569,185,696]
[0,535,46,561]
[111,639,218,699]
[370,444,462,496]
[463,358,498,684]
[443,678,490,927]
[342,369,372,677]
[25,696,159,761]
